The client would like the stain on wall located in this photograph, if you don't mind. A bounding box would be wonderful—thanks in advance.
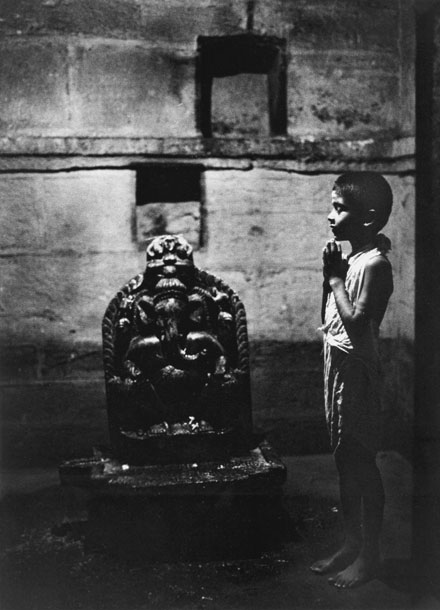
[0,0,415,465]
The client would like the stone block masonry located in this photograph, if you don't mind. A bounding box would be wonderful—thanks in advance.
[0,39,196,138]
[70,42,196,137]
[0,171,135,254]
[4,169,413,349]
[0,0,414,142]
[202,170,414,345]
[0,171,141,344]
[0,166,414,465]
[0,40,70,135]
[0,0,416,465]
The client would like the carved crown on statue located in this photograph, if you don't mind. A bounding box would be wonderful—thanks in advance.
[102,234,252,464]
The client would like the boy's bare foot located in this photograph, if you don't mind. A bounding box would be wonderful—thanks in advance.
[310,544,359,575]
[328,554,380,588]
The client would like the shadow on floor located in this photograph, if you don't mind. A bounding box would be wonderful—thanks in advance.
[0,453,415,610]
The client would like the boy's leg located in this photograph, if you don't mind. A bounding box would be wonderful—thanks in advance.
[329,439,384,588]
[310,439,362,574]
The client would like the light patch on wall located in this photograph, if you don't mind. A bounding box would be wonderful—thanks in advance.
[211,73,269,137]
[135,166,202,250]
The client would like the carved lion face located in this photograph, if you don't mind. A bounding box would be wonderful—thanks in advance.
[145,235,195,289]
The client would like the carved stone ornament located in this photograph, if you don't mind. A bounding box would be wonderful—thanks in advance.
[59,235,286,561]
[102,234,252,464]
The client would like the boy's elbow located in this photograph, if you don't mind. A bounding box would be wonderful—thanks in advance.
[347,312,370,338]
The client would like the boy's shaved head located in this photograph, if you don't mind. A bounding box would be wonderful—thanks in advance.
[333,172,393,232]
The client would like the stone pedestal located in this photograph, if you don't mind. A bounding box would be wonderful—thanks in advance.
[59,236,287,562]
[60,440,286,562]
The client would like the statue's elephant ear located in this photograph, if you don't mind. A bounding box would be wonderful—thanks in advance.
[134,294,156,329]
[188,290,223,329]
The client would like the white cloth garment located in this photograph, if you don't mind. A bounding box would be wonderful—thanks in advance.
[321,240,391,453]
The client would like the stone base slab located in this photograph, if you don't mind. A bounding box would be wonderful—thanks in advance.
[59,442,287,561]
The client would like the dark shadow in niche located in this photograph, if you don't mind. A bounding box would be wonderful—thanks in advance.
[196,34,287,138]
[135,165,203,250]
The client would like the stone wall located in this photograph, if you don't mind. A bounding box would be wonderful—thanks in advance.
[0,0,414,149]
[0,0,415,465]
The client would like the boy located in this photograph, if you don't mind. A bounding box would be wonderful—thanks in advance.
[311,172,394,589]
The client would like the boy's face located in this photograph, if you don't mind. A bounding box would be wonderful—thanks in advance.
[328,190,365,242]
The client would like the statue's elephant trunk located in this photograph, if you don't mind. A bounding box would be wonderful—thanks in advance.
[159,302,204,370]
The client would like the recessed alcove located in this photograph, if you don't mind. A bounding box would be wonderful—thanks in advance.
[211,72,269,136]
[135,165,203,249]
[196,34,287,138]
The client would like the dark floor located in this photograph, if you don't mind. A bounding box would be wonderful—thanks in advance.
[0,452,417,610]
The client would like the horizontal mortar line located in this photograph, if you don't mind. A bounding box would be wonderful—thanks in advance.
[0,156,413,166]
[0,151,415,164]
[44,355,101,370]
[0,37,397,54]
[0,162,254,173]
[251,168,416,177]
[0,160,416,175]
[0,155,415,167]
[288,48,398,56]
[258,163,417,172]
[0,249,143,257]
[0,145,414,153]
[250,367,321,373]
[0,379,104,387]
[260,161,416,173]
[0,135,415,147]
[0,35,197,50]
[0,134,413,140]
[289,65,401,76]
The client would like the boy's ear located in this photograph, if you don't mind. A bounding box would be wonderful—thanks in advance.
[363,208,377,228]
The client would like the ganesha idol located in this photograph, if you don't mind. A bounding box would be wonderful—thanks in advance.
[103,234,252,464]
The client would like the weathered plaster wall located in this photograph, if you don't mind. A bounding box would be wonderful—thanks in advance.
[0,168,415,464]
[0,0,415,465]
[0,0,414,145]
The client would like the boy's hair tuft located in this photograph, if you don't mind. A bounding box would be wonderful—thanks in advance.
[333,172,393,232]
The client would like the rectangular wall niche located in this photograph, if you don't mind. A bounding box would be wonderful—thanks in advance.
[136,166,202,250]
[196,34,287,138]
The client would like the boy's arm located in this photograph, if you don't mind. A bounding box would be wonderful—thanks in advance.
[324,241,393,339]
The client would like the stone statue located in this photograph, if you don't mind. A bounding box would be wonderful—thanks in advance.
[102,234,251,463]
[60,234,285,561]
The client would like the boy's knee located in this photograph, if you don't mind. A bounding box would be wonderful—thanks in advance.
[334,436,375,469]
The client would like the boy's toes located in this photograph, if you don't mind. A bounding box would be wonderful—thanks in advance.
[310,560,328,574]
[328,559,378,589]
[310,546,359,576]
[328,573,353,588]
